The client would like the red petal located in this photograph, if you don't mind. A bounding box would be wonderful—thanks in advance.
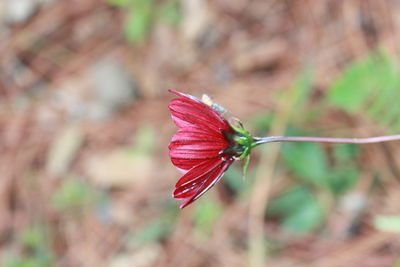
[173,158,233,209]
[175,158,222,187]
[170,99,227,128]
[169,140,227,151]
[168,90,232,132]
[170,158,209,170]
[169,128,230,171]
[171,128,226,143]
[170,149,221,160]
[169,105,224,132]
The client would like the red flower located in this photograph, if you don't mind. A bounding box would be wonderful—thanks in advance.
[168,90,237,209]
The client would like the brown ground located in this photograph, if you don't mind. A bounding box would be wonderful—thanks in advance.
[0,0,400,266]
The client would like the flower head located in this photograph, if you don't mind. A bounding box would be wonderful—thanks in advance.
[168,90,253,208]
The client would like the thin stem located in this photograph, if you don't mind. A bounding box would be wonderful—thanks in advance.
[252,134,400,147]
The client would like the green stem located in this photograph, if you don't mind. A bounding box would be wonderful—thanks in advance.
[252,134,400,147]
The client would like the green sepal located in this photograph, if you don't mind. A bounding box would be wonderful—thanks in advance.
[242,153,250,178]
[228,118,254,177]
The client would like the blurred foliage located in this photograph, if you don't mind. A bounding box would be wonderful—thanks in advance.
[328,49,400,132]
[224,165,252,197]
[127,125,155,156]
[107,0,181,44]
[4,225,54,267]
[246,67,367,233]
[126,201,177,248]
[52,178,98,212]
[282,135,329,189]
[374,215,400,233]
[267,186,324,233]
[257,50,400,233]
[194,200,223,236]
[128,220,170,247]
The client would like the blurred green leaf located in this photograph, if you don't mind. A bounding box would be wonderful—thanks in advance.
[4,225,54,267]
[106,0,132,7]
[249,112,274,136]
[333,144,359,163]
[327,49,400,132]
[20,226,47,250]
[268,186,310,216]
[374,215,400,233]
[282,140,328,188]
[268,186,324,233]
[5,256,52,267]
[283,198,323,233]
[124,0,153,44]
[158,0,181,25]
[52,178,94,211]
[395,257,400,267]
[127,202,177,248]
[224,165,247,195]
[328,52,390,111]
[293,66,313,106]
[128,125,155,156]
[328,144,359,195]
[129,221,170,247]
[194,200,222,235]
[327,168,359,195]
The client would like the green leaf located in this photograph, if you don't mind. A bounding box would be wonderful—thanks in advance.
[327,52,388,111]
[282,198,323,233]
[333,144,359,162]
[124,1,153,44]
[267,186,311,216]
[374,215,400,233]
[128,125,155,156]
[20,226,47,250]
[250,112,274,136]
[158,0,181,25]
[328,144,359,195]
[52,178,94,211]
[106,0,132,7]
[327,168,359,195]
[395,257,400,267]
[327,49,400,132]
[128,220,170,247]
[194,200,222,235]
[5,225,54,267]
[267,186,324,233]
[224,165,247,195]
[282,140,328,188]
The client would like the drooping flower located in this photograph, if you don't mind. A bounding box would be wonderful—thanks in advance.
[168,90,253,208]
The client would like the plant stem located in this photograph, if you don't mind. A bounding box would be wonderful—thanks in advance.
[252,134,400,147]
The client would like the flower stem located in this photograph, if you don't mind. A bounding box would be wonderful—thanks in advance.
[252,134,400,147]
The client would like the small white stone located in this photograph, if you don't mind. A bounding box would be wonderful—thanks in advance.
[339,191,367,213]
[5,0,37,24]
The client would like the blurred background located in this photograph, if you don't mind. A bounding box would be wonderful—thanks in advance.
[1,0,400,266]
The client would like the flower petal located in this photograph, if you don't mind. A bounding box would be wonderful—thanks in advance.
[169,129,229,171]
[170,149,221,162]
[173,158,233,209]
[169,138,227,151]
[171,128,226,143]
[169,105,223,132]
[170,158,208,171]
[170,100,226,129]
[168,90,231,132]
[175,158,222,187]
